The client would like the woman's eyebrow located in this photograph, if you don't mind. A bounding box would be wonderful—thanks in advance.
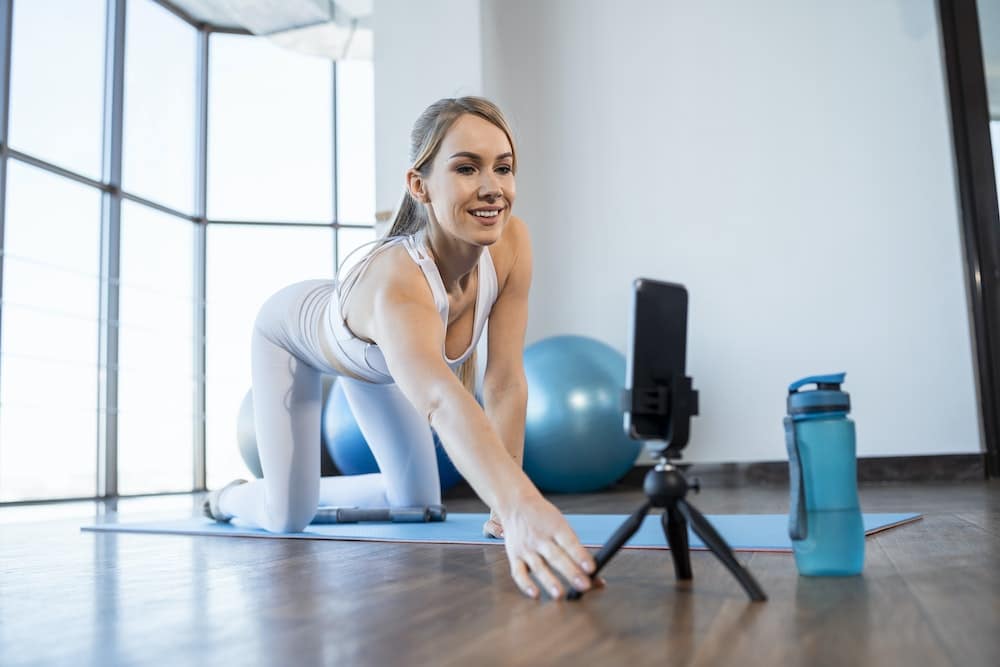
[448,151,514,162]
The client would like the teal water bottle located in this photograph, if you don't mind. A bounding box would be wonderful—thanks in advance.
[784,373,865,576]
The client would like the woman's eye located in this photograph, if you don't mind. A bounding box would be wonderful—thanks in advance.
[457,165,476,175]
[496,165,512,175]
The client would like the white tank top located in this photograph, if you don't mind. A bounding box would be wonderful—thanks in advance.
[321,232,498,384]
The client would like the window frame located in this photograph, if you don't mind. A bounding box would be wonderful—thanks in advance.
[937,0,1000,478]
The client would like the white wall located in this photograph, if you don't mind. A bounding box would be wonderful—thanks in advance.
[372,0,483,226]
[375,0,984,462]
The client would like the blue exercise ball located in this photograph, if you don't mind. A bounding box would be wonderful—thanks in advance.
[237,380,340,479]
[523,335,641,493]
[236,389,262,478]
[321,380,463,492]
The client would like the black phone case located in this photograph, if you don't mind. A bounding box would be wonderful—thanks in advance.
[624,278,689,441]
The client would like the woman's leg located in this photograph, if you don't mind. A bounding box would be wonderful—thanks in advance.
[218,284,329,532]
[218,279,440,528]
[319,378,441,508]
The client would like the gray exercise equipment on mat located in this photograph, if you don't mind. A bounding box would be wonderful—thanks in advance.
[312,504,447,524]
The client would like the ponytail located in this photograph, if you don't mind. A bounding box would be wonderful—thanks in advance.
[456,350,478,396]
[386,191,425,239]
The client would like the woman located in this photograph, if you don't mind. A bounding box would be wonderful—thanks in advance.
[204,97,598,600]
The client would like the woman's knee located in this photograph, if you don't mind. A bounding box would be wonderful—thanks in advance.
[263,502,317,533]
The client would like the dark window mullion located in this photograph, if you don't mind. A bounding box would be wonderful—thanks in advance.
[332,62,339,271]
[193,27,208,491]
[96,0,126,498]
[0,0,12,499]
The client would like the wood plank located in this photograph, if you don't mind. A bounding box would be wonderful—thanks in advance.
[686,537,953,666]
[954,509,1000,539]
[877,512,1000,666]
[1,481,996,666]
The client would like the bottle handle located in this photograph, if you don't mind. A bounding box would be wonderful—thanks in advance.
[788,372,846,394]
[784,417,807,540]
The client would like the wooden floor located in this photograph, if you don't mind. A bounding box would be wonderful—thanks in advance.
[1,479,998,666]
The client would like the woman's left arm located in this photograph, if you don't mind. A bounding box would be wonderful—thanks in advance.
[481,217,533,536]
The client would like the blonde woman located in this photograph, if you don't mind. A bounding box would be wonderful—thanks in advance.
[204,97,598,600]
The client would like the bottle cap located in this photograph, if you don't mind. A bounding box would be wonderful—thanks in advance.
[787,373,850,418]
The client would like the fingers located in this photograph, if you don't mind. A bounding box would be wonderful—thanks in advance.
[509,559,539,599]
[504,505,607,600]
[554,531,597,575]
[523,552,567,599]
[538,539,592,593]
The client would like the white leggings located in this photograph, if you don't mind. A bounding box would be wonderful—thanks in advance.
[219,280,442,532]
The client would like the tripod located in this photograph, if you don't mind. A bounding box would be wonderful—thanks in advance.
[567,451,767,601]
[568,372,767,602]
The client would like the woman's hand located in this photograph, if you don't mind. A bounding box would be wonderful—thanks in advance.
[500,494,598,600]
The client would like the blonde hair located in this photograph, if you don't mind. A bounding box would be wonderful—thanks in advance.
[384,97,517,395]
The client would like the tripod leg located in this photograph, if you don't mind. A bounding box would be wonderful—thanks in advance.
[663,507,692,580]
[676,499,768,602]
[566,501,652,600]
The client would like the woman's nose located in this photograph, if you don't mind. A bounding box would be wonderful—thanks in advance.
[479,176,502,198]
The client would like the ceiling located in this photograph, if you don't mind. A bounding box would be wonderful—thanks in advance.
[163,0,371,32]
[159,0,373,59]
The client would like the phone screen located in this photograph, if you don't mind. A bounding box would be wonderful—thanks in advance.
[623,278,689,441]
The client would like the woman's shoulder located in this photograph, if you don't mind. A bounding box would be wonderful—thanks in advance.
[501,214,529,247]
[349,241,435,307]
[490,215,531,288]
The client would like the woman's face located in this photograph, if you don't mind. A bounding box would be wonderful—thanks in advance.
[413,113,516,247]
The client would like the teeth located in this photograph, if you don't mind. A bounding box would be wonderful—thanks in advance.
[472,210,500,218]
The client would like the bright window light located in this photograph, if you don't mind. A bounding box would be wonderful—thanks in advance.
[8,0,106,178]
[123,0,198,213]
[117,202,196,495]
[208,34,333,222]
[0,162,102,501]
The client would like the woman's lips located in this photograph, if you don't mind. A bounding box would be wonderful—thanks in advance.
[469,208,503,226]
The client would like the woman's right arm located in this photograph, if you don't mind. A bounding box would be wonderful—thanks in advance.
[367,268,597,599]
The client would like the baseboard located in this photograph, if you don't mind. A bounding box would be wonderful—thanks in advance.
[441,453,988,499]
[621,453,988,486]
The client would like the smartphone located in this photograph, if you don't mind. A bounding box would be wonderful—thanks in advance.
[623,278,693,448]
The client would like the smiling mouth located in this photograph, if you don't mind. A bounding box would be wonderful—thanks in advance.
[470,208,504,219]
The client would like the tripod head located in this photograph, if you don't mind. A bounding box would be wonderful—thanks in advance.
[623,373,699,460]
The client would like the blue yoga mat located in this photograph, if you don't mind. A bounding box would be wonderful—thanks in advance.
[82,512,920,552]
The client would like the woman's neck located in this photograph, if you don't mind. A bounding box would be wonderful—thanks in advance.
[422,225,482,295]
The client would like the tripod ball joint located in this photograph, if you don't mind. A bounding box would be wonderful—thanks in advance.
[644,466,690,505]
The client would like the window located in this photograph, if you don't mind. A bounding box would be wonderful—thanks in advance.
[123,0,198,213]
[117,203,196,495]
[8,0,106,177]
[336,61,376,225]
[0,3,376,502]
[0,162,102,501]
[208,35,333,222]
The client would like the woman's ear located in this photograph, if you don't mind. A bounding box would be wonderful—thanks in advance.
[406,169,430,203]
